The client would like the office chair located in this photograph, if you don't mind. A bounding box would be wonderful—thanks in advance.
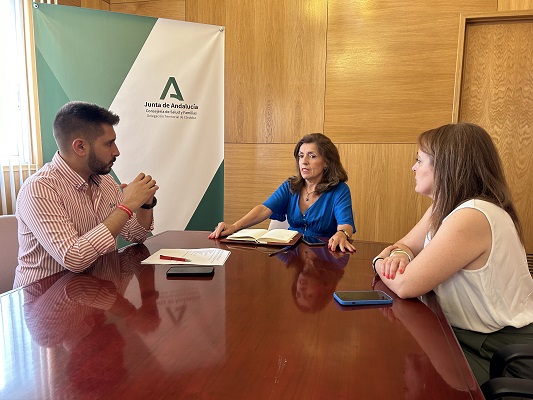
[268,219,289,230]
[0,214,19,293]
[480,343,533,399]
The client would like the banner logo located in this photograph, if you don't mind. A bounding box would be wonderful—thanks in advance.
[145,76,199,120]
[160,77,184,101]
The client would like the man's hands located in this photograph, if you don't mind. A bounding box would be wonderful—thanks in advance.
[105,173,158,236]
[121,173,159,212]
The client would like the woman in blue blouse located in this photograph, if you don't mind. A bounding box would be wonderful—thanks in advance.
[209,133,356,252]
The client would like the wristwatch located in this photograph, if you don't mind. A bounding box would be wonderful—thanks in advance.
[337,229,351,240]
[141,196,157,209]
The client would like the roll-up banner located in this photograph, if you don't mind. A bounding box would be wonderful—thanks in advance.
[32,3,224,234]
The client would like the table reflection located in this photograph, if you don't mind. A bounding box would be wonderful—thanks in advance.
[21,245,162,397]
[373,278,471,396]
[277,245,349,313]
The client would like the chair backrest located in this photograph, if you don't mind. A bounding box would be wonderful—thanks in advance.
[268,219,289,230]
[0,215,19,294]
[480,343,533,400]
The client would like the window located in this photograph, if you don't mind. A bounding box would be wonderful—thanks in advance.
[0,0,32,165]
[1,0,44,215]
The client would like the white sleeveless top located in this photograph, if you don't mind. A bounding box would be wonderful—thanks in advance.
[426,199,533,333]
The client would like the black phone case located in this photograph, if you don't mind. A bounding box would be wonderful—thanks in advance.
[302,236,326,246]
[166,266,215,277]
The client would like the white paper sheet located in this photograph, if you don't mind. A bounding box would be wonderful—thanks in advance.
[141,248,231,265]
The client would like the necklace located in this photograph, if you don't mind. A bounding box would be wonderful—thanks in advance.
[305,188,315,201]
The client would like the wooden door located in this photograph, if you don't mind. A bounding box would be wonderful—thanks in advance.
[454,11,533,262]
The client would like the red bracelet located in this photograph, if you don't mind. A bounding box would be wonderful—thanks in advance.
[117,204,133,219]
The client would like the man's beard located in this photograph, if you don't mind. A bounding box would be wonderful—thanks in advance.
[88,149,115,175]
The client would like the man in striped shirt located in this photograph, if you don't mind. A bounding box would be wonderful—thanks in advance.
[15,101,159,287]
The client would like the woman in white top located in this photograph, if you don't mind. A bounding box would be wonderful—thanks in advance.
[372,122,533,384]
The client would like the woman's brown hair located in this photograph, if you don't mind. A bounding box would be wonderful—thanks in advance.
[419,122,523,242]
[288,133,348,194]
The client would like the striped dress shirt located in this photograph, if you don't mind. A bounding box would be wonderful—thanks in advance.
[15,152,152,287]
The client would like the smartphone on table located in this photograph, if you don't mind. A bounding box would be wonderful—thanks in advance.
[302,235,326,246]
[333,290,393,306]
[166,266,215,278]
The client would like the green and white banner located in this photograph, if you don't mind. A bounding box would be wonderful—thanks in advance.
[32,3,224,233]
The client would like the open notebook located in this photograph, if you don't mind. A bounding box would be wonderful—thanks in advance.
[221,228,300,246]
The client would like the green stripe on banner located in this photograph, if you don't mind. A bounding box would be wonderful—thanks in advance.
[34,47,70,164]
[117,162,224,247]
[186,161,224,231]
[33,3,157,162]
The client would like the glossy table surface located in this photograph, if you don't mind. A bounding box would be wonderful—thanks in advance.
[0,231,483,399]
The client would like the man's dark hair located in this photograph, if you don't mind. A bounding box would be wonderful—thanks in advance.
[53,101,120,150]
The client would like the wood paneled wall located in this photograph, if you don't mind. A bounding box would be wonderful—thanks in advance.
[187,0,491,243]
[60,0,109,10]
[59,0,185,18]
[499,0,533,11]
[325,1,484,142]
[62,0,533,248]
[111,0,185,20]
[188,1,328,144]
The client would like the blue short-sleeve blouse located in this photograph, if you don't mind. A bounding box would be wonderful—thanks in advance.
[263,180,356,238]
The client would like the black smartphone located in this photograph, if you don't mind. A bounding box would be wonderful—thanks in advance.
[333,290,393,306]
[166,266,215,277]
[302,235,326,246]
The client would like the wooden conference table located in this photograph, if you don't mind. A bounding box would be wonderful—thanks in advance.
[0,231,483,399]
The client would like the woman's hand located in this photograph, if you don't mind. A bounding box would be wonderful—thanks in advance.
[378,245,412,279]
[328,231,356,253]
[208,222,238,239]
[209,205,272,239]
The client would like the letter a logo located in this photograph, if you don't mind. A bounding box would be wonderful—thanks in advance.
[160,77,184,101]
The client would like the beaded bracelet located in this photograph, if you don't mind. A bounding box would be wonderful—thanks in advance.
[117,204,134,219]
[389,249,412,262]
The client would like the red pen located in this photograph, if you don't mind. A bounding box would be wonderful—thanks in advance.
[160,255,191,262]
